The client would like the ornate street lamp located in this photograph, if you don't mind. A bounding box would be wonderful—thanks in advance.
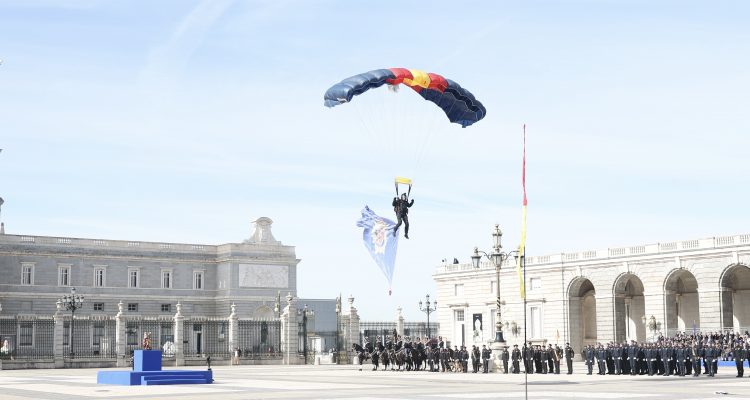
[419,294,437,339]
[471,224,519,344]
[302,304,308,364]
[60,287,84,358]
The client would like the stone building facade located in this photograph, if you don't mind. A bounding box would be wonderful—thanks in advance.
[0,218,298,319]
[433,232,750,358]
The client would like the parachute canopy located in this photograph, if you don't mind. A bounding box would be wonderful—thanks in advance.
[324,68,487,128]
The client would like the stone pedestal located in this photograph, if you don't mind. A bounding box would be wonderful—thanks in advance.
[490,341,507,373]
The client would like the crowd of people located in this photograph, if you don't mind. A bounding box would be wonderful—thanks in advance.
[354,330,750,378]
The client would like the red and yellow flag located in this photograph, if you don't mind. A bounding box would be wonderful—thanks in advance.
[517,124,528,299]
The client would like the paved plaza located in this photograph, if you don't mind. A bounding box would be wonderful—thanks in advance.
[1,364,750,400]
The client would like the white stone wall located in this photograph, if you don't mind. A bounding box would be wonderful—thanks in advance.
[434,234,750,357]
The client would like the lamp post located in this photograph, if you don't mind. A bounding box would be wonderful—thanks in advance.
[471,224,519,344]
[419,294,437,339]
[302,304,308,365]
[60,287,84,358]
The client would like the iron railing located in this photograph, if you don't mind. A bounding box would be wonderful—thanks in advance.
[0,316,55,360]
[237,319,281,359]
[183,318,230,358]
[125,317,175,358]
[63,316,116,359]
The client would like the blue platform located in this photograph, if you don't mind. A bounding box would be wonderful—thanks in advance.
[97,350,213,386]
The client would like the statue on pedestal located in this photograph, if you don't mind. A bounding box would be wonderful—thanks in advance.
[142,332,152,350]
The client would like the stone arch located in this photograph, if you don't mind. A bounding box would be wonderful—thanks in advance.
[719,263,750,331]
[613,273,646,343]
[253,305,274,319]
[663,268,700,335]
[567,277,597,355]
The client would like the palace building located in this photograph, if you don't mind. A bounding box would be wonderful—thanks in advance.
[0,218,299,318]
[433,232,750,355]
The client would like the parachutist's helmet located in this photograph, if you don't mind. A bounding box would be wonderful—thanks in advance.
[401,193,407,200]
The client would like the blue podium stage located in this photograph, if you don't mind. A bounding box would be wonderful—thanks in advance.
[97,350,213,386]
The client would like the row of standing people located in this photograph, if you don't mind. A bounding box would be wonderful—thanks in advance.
[582,340,727,377]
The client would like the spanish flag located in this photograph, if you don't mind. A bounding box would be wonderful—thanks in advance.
[517,124,528,299]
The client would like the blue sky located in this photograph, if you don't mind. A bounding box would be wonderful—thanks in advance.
[1,0,749,320]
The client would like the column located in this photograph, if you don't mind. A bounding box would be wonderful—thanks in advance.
[396,307,404,337]
[347,296,360,364]
[339,312,350,364]
[228,303,238,356]
[281,293,300,365]
[115,301,127,367]
[53,300,64,368]
[173,302,185,366]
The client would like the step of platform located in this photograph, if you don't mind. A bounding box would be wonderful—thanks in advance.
[142,378,210,385]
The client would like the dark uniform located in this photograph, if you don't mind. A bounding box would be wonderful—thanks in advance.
[547,345,555,373]
[584,345,595,375]
[553,345,562,374]
[471,346,480,373]
[596,346,607,375]
[734,344,745,377]
[481,345,492,373]
[391,195,414,239]
[512,345,521,374]
[628,343,639,375]
[564,343,575,375]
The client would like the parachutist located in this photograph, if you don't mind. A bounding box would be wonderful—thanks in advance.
[392,193,414,239]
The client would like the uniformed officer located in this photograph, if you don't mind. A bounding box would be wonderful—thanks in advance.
[676,343,686,376]
[613,344,622,375]
[553,344,562,374]
[734,342,745,377]
[584,345,595,375]
[501,347,510,374]
[596,344,607,375]
[525,343,535,374]
[547,344,555,374]
[628,341,639,375]
[703,343,716,377]
[564,343,575,375]
[692,341,702,377]
[481,345,492,373]
[540,346,549,374]
[512,344,521,374]
[470,345,479,373]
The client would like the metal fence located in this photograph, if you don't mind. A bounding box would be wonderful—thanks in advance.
[359,321,440,346]
[183,318,230,358]
[360,321,397,345]
[125,317,175,358]
[237,319,281,359]
[404,322,439,340]
[0,316,55,360]
[63,316,116,359]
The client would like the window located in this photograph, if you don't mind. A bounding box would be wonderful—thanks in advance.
[161,270,172,289]
[455,309,465,322]
[58,265,71,286]
[530,278,542,291]
[490,280,496,294]
[19,322,33,346]
[128,268,140,288]
[127,303,138,312]
[530,306,542,338]
[193,271,204,290]
[93,303,104,311]
[93,267,106,287]
[21,263,34,285]
[161,304,171,313]
[454,284,464,297]
[92,322,105,346]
